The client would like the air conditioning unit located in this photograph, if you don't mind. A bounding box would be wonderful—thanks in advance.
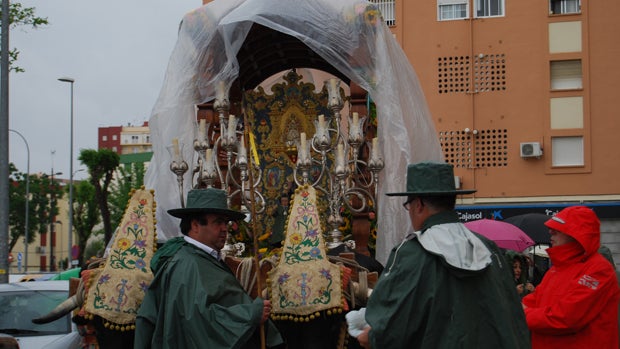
[520,142,543,158]
[35,246,46,254]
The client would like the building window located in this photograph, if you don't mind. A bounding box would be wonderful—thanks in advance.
[438,0,468,21]
[102,135,108,141]
[551,136,583,167]
[550,60,582,90]
[112,135,118,141]
[368,0,395,26]
[475,0,504,17]
[549,0,580,15]
[550,97,583,129]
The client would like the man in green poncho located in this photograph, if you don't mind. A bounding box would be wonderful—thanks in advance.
[347,162,530,348]
[134,188,284,349]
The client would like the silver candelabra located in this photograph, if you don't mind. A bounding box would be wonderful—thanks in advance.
[294,78,384,249]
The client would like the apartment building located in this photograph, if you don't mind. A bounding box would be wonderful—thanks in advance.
[98,121,152,155]
[374,0,619,259]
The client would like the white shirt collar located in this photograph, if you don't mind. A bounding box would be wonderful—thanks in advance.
[184,235,221,261]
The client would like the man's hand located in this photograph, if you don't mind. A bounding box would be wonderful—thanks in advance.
[261,300,272,324]
[357,326,371,349]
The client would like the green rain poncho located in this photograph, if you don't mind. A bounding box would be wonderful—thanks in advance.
[134,237,283,349]
[365,212,530,348]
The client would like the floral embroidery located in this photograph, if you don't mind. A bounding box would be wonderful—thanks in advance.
[85,189,155,327]
[268,186,344,317]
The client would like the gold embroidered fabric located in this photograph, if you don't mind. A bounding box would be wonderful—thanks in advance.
[84,188,156,327]
[268,185,344,318]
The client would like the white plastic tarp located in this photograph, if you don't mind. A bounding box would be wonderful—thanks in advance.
[144,0,443,264]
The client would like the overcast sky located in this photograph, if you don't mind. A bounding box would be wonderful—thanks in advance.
[8,0,201,180]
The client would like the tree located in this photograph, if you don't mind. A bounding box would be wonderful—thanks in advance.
[8,163,64,251]
[109,162,145,230]
[0,2,48,72]
[71,180,100,266]
[78,149,119,246]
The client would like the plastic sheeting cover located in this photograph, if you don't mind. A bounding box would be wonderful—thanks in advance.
[144,0,443,264]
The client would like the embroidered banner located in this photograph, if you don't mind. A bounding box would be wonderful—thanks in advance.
[268,185,344,318]
[84,188,156,327]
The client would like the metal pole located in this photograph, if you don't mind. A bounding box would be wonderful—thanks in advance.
[50,169,55,272]
[58,77,74,267]
[0,0,11,284]
[48,153,62,272]
[9,129,29,272]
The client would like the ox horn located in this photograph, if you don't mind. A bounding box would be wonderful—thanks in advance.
[32,279,85,324]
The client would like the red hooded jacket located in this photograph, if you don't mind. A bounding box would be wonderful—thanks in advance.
[522,206,620,349]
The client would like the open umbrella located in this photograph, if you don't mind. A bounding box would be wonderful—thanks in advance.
[504,213,551,244]
[464,219,535,252]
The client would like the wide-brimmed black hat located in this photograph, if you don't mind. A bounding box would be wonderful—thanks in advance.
[167,188,246,221]
[386,162,476,196]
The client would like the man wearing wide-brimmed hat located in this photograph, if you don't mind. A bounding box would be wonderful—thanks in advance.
[349,162,530,348]
[135,188,284,349]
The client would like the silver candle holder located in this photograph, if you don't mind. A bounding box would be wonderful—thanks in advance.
[294,78,384,249]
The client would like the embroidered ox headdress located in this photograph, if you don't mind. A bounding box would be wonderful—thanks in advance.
[83,187,157,331]
[268,185,345,322]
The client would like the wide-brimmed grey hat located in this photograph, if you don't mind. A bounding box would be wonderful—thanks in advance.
[386,162,476,196]
[168,188,246,221]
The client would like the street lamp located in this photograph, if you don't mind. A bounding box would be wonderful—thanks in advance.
[49,170,62,272]
[58,77,75,268]
[9,129,30,272]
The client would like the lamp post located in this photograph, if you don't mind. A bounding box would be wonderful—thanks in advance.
[49,169,62,272]
[58,77,75,268]
[9,129,30,272]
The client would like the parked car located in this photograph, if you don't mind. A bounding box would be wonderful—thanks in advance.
[8,273,57,283]
[0,281,80,349]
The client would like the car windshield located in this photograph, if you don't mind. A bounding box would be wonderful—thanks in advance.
[0,289,70,336]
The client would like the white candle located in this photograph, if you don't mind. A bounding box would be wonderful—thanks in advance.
[352,112,359,127]
[300,132,307,160]
[172,138,180,157]
[216,81,226,101]
[336,143,345,170]
[239,135,247,158]
[228,114,236,139]
[205,148,214,173]
[330,78,338,92]
[371,137,379,160]
[318,114,325,130]
[199,119,206,140]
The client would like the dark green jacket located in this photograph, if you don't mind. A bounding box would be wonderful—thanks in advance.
[134,237,283,349]
[365,212,531,348]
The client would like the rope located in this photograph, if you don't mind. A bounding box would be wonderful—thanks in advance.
[235,255,279,295]
[236,257,256,294]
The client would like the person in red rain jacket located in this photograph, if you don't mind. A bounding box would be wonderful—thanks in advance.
[522,206,620,349]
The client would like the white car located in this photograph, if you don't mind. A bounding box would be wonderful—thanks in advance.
[0,281,80,349]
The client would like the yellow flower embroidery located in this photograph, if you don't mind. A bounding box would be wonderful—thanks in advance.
[290,233,303,245]
[117,238,131,251]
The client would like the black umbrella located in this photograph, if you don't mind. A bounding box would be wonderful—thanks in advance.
[504,213,552,245]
